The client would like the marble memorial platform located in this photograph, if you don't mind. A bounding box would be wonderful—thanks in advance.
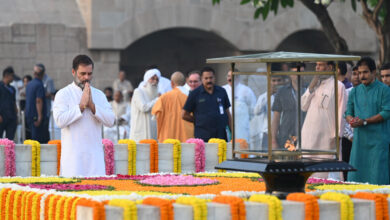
[0,143,235,176]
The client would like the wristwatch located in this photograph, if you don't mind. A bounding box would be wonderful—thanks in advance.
[363,120,367,126]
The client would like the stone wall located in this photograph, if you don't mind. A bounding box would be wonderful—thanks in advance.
[0,23,119,90]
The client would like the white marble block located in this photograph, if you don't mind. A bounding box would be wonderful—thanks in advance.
[136,144,151,174]
[114,144,129,174]
[352,198,375,220]
[282,200,305,220]
[0,146,5,176]
[158,143,174,173]
[40,144,57,176]
[318,200,340,220]
[204,143,218,172]
[207,202,231,220]
[181,143,196,173]
[245,201,268,220]
[15,144,32,176]
[173,203,193,219]
[226,143,233,159]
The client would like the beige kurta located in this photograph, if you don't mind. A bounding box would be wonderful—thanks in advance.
[129,87,158,141]
[301,78,347,152]
[151,88,194,143]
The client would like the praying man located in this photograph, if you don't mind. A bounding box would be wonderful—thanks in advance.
[53,55,115,177]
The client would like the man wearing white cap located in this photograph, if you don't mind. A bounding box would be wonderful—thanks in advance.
[129,69,160,141]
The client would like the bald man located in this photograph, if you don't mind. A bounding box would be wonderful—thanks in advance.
[152,71,194,142]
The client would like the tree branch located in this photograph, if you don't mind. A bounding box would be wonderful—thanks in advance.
[300,0,349,53]
[373,0,384,21]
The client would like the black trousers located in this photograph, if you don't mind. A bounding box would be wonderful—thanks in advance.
[0,118,17,140]
[341,137,353,180]
[28,117,50,143]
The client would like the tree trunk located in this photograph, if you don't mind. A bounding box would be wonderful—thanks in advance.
[381,1,390,64]
[360,0,389,65]
[300,0,349,54]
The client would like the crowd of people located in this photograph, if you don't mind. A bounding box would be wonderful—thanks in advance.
[1,55,390,184]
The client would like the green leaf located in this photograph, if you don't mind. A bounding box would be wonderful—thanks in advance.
[271,0,280,14]
[262,2,270,20]
[351,0,357,11]
[254,7,262,19]
[240,0,251,5]
[281,0,288,7]
[286,0,294,7]
[212,0,220,5]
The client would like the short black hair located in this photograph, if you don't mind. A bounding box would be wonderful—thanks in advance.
[23,75,32,82]
[35,63,45,74]
[201,67,215,76]
[352,65,358,71]
[327,61,335,70]
[338,61,347,76]
[3,66,14,78]
[104,87,113,92]
[271,63,282,71]
[357,57,376,72]
[380,63,390,71]
[72,54,94,71]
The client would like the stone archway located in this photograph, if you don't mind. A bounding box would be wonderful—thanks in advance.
[120,27,240,87]
[276,29,335,53]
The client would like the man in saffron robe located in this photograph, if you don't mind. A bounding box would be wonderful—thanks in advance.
[53,55,115,177]
[346,57,390,184]
[152,71,194,142]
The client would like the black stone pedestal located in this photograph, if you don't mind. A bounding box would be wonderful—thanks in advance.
[215,158,355,199]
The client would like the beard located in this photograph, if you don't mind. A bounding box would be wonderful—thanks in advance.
[144,82,159,99]
[74,76,90,90]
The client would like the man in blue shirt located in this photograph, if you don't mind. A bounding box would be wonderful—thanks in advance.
[25,66,49,143]
[0,67,18,140]
[182,67,231,142]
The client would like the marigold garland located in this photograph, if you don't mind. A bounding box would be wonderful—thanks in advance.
[12,190,23,220]
[48,195,62,220]
[142,197,174,220]
[76,198,106,220]
[102,139,115,175]
[249,194,282,220]
[212,195,246,220]
[286,193,319,220]
[0,176,78,184]
[24,140,41,176]
[208,138,227,173]
[119,139,137,175]
[140,139,159,173]
[176,196,208,220]
[55,196,67,220]
[352,192,389,220]
[163,139,182,173]
[320,192,354,220]
[70,197,82,220]
[0,138,16,176]
[186,138,205,172]
[48,140,62,175]
[108,199,138,220]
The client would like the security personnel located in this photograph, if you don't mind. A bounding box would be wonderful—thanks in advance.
[0,67,18,140]
[182,67,231,142]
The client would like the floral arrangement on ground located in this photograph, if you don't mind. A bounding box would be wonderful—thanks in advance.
[1,173,390,197]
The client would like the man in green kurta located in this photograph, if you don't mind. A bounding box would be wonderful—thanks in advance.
[346,57,390,184]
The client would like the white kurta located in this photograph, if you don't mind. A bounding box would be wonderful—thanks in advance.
[53,82,115,177]
[301,78,347,151]
[252,92,275,150]
[129,87,158,141]
[223,83,256,142]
